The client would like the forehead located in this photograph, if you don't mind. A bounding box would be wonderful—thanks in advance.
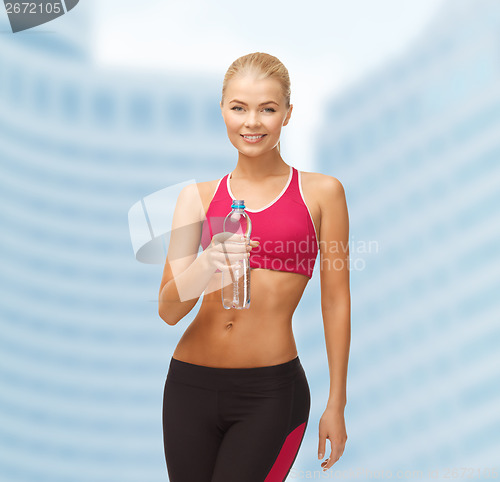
[226,75,283,102]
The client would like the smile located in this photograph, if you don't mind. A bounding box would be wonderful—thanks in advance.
[241,134,267,143]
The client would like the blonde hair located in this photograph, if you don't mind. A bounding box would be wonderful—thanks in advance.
[221,52,291,153]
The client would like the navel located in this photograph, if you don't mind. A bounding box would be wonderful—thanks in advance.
[225,322,233,330]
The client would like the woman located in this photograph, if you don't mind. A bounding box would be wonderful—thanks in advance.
[159,52,350,481]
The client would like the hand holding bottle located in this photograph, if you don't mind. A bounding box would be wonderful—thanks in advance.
[206,232,259,273]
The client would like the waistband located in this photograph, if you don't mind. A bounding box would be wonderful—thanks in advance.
[166,355,304,392]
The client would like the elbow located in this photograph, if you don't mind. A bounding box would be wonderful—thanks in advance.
[158,307,179,326]
[158,283,180,326]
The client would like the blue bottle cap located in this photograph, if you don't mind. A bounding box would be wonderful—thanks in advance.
[231,199,245,209]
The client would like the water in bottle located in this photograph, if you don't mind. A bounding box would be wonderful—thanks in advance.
[221,200,252,309]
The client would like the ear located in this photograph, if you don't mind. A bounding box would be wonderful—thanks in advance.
[283,104,293,126]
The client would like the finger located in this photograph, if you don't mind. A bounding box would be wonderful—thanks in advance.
[214,255,243,268]
[217,252,249,263]
[214,260,241,272]
[213,232,236,243]
[321,456,334,471]
[213,234,245,250]
[332,445,344,461]
[225,233,245,242]
[321,449,341,470]
[317,436,326,460]
[217,245,239,256]
[216,252,250,266]
[219,238,248,250]
[213,260,229,272]
[218,246,249,257]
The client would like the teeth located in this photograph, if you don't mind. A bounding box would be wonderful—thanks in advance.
[243,135,264,139]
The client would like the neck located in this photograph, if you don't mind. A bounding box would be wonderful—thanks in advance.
[232,147,289,181]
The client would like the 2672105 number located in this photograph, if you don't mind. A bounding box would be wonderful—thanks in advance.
[5,2,62,15]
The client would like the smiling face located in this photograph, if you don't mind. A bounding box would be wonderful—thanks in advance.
[220,73,292,156]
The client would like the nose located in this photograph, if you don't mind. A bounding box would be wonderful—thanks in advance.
[244,111,261,127]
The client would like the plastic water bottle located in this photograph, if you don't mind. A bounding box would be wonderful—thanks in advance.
[221,200,252,309]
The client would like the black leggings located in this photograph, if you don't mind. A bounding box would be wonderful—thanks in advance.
[162,355,310,482]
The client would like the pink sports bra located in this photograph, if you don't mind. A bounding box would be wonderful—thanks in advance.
[200,165,319,279]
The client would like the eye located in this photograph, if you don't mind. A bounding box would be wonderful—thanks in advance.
[230,106,276,112]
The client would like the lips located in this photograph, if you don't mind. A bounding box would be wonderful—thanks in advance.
[241,134,267,144]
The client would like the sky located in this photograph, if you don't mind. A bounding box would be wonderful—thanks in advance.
[89,0,447,169]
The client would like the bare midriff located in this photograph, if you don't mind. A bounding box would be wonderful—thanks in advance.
[172,267,310,368]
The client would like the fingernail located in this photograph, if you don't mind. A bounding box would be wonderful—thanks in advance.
[318,453,323,459]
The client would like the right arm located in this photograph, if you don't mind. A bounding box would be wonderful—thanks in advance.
[158,251,218,326]
[158,183,257,326]
[158,183,213,326]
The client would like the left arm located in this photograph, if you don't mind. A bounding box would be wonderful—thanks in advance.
[316,175,351,471]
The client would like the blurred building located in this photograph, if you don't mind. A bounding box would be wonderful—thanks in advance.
[313,0,500,471]
[1,0,500,480]
[0,7,233,482]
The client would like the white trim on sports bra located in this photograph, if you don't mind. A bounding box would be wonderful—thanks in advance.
[226,165,293,213]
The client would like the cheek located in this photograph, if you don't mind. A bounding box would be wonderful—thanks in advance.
[267,118,285,134]
[226,117,241,133]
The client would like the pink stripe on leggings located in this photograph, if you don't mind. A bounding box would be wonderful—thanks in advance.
[264,422,307,481]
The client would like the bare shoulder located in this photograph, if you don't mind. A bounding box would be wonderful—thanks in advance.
[196,178,221,200]
[300,171,345,207]
[192,177,223,217]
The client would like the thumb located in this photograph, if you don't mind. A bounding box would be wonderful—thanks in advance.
[318,429,327,460]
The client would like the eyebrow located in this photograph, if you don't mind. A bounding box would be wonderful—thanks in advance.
[229,99,279,106]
